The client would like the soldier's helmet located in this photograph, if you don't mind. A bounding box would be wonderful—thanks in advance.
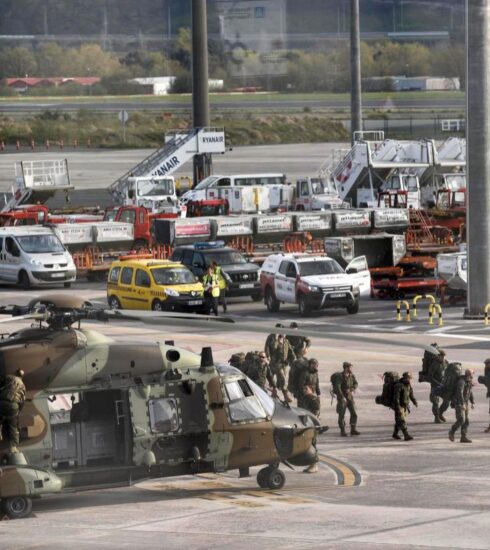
[275,323,283,328]
[402,371,412,380]
[290,322,298,329]
[229,353,244,366]
[16,369,25,378]
[484,358,490,365]
[343,361,353,369]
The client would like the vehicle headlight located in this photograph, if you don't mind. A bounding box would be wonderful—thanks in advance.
[30,259,43,267]
[308,285,320,292]
[165,288,179,297]
[353,285,360,294]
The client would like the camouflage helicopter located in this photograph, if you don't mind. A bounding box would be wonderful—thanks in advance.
[0,294,326,519]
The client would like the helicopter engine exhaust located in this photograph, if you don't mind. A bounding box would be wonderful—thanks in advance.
[200,347,214,370]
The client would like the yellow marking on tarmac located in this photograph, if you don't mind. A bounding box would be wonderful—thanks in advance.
[319,454,362,487]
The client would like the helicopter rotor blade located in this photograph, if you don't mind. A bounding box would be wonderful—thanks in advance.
[0,313,46,324]
[103,309,236,324]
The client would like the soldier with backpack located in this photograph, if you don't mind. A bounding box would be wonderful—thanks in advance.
[428,350,448,423]
[331,362,360,437]
[269,334,293,402]
[393,372,418,441]
[288,347,309,401]
[0,369,26,454]
[297,358,321,416]
[439,362,463,422]
[448,368,474,443]
[478,358,490,433]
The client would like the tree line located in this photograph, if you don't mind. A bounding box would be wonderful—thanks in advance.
[0,33,465,96]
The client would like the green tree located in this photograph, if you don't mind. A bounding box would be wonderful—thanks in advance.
[35,43,65,77]
[0,47,37,78]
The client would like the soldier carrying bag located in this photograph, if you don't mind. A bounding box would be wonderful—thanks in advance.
[435,362,462,402]
[375,371,400,408]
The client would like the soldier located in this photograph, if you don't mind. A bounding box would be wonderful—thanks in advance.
[297,358,321,416]
[332,361,360,437]
[229,352,246,374]
[482,358,490,433]
[264,324,283,360]
[288,347,308,400]
[247,351,277,397]
[202,265,220,316]
[393,371,418,441]
[429,349,448,423]
[269,333,293,402]
[449,368,474,443]
[286,322,311,357]
[0,369,26,453]
[297,358,321,474]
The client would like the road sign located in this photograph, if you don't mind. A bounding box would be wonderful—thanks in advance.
[118,110,129,123]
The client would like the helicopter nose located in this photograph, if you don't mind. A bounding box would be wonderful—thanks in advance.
[271,403,319,464]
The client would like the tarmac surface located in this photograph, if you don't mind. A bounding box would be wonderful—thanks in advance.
[0,282,489,549]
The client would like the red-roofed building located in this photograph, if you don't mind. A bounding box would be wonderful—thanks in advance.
[4,76,101,93]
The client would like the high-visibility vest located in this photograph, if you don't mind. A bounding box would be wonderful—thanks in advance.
[203,273,220,297]
[214,265,227,290]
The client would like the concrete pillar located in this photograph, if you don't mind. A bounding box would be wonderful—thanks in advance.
[350,0,363,144]
[192,0,212,184]
[467,0,490,315]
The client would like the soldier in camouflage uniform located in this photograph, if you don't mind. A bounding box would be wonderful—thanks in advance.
[247,351,277,397]
[297,358,321,474]
[449,368,474,443]
[297,358,321,416]
[393,372,418,441]
[229,352,246,374]
[288,347,308,400]
[429,350,448,423]
[333,361,360,437]
[0,369,26,453]
[264,324,283,361]
[286,322,311,357]
[269,334,293,402]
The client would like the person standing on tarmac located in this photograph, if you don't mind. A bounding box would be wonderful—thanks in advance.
[449,368,474,443]
[429,350,448,423]
[212,260,228,314]
[264,324,283,361]
[332,362,360,437]
[269,334,293,403]
[202,265,220,316]
[0,369,26,454]
[393,372,418,441]
[286,322,311,357]
[481,358,490,433]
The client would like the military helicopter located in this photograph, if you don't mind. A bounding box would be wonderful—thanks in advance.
[0,294,326,519]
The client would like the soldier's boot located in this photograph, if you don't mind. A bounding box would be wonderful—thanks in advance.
[484,424,490,433]
[439,411,447,422]
[350,425,360,436]
[402,429,413,441]
[460,434,472,443]
[282,390,292,403]
[448,429,455,442]
[434,413,443,424]
[303,462,318,474]
[392,427,401,440]
[340,426,348,437]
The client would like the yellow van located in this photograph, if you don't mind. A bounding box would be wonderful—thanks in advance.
[107,257,206,312]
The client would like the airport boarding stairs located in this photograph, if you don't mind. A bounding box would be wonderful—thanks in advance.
[419,137,466,188]
[2,159,74,212]
[331,132,432,207]
[109,127,225,205]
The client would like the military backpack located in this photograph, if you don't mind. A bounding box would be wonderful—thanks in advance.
[330,372,343,396]
[478,364,490,397]
[375,371,399,408]
[436,362,462,400]
[288,358,307,398]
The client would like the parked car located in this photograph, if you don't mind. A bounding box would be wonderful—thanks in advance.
[107,257,206,312]
[260,253,370,316]
[170,242,262,301]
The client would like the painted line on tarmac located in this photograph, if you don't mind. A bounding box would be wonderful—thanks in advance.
[318,454,362,487]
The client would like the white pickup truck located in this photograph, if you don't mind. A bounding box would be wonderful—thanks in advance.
[259,253,371,316]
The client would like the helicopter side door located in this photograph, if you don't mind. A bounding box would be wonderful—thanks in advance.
[128,380,209,468]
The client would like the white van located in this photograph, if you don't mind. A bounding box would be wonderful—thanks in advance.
[0,227,77,289]
[180,173,287,204]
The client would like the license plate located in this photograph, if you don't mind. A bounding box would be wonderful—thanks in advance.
[329,292,346,298]
[51,273,65,278]
[188,300,203,306]
[239,283,254,289]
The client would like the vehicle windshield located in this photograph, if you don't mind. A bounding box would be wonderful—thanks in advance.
[445,174,466,191]
[310,178,336,195]
[104,209,116,222]
[17,234,65,253]
[194,176,220,191]
[204,250,247,266]
[151,267,197,285]
[137,178,174,197]
[298,259,344,276]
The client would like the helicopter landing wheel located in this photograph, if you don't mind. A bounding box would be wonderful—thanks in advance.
[257,466,286,490]
[1,496,33,519]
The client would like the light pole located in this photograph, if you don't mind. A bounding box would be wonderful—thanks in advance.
[350,0,362,143]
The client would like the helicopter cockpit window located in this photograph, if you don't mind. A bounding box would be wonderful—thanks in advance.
[148,398,180,433]
[225,379,268,422]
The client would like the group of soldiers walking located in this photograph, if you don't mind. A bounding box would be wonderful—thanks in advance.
[229,335,490,462]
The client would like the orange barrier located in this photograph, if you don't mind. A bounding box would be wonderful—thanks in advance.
[72,252,93,270]
[283,236,306,253]
[229,236,254,255]
[310,239,325,254]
